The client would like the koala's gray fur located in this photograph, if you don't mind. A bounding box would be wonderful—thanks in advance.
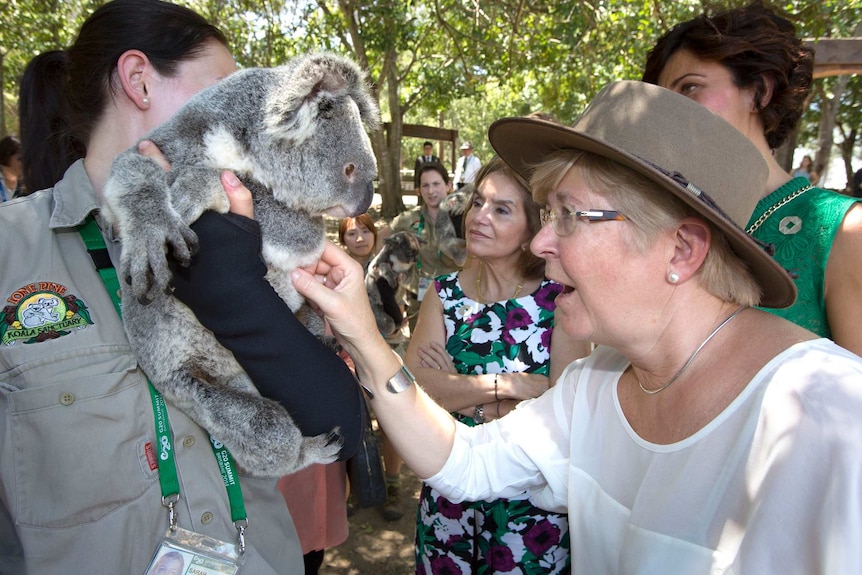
[442,184,473,219]
[365,232,420,337]
[101,52,380,477]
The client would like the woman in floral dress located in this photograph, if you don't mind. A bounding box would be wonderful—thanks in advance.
[405,157,590,574]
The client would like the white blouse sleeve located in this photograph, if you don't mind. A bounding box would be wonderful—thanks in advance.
[424,360,583,513]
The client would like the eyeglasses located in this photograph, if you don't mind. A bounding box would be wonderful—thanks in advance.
[540,208,626,237]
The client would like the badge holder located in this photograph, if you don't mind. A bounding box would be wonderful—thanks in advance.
[144,526,245,575]
[417,276,432,301]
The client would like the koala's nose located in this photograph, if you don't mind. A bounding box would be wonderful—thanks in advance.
[344,163,356,180]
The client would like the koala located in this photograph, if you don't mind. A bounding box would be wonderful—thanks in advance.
[442,184,473,241]
[365,232,420,337]
[101,52,380,477]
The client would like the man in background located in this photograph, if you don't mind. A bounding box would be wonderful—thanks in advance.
[413,141,439,190]
[454,141,481,189]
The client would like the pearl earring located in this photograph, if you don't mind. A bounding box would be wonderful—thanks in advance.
[668,272,680,284]
[142,97,149,105]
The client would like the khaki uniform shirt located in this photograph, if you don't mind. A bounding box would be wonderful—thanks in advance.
[0,161,303,574]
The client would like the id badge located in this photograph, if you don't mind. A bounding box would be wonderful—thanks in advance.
[144,527,245,575]
[417,276,432,302]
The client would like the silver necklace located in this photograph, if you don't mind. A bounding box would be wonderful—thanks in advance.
[746,184,813,234]
[638,306,747,395]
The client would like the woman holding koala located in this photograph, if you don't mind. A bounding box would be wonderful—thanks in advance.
[404,156,591,574]
[0,1,362,573]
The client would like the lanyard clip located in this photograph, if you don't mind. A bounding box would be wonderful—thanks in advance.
[235,519,249,554]
[162,493,180,532]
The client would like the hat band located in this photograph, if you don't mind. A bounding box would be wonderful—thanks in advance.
[634,154,776,258]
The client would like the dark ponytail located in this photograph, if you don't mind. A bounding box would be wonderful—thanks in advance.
[18,50,84,193]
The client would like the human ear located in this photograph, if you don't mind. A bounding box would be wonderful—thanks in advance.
[749,74,775,113]
[668,218,711,282]
[116,50,152,111]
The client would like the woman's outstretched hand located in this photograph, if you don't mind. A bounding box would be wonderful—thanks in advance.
[291,242,379,352]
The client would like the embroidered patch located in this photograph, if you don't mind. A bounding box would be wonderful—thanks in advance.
[2,282,94,346]
[778,215,802,235]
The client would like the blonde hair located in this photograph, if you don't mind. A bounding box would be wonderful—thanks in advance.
[530,149,762,306]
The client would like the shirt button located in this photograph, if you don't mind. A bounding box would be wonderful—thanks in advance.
[182,436,196,448]
[201,512,213,524]
[59,392,75,406]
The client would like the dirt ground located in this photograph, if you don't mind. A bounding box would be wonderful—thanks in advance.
[320,466,422,575]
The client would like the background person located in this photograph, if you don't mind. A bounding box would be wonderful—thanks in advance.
[642,2,862,355]
[0,1,361,572]
[0,136,22,201]
[791,154,813,181]
[289,80,862,574]
[385,162,465,332]
[277,464,349,575]
[338,213,378,269]
[407,156,589,573]
[453,141,481,189]
[413,140,439,190]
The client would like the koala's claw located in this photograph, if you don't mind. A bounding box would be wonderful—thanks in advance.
[122,217,198,303]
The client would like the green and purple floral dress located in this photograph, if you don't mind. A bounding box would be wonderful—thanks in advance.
[414,273,571,575]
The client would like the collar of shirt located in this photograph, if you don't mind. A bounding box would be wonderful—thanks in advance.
[49,159,101,230]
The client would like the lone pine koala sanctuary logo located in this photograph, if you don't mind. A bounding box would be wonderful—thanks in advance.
[2,282,94,345]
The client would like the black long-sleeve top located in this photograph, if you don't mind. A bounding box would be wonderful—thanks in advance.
[171,211,364,459]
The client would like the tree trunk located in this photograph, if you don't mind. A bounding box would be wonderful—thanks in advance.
[379,55,405,219]
[0,52,6,136]
[838,126,858,193]
[814,75,849,185]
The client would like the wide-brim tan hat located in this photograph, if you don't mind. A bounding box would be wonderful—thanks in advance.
[488,80,796,309]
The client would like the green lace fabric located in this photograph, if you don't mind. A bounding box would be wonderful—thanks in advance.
[746,177,858,337]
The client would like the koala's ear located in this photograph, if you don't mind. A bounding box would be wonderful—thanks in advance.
[265,52,380,142]
[298,53,380,128]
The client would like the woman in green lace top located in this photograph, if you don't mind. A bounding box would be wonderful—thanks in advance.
[642,2,862,355]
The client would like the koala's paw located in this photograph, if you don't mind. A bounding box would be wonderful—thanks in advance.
[299,427,343,467]
[122,211,199,304]
[295,303,326,338]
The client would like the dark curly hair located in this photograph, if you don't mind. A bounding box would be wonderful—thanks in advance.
[642,2,813,150]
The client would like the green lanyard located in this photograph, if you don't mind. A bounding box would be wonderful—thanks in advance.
[78,215,248,551]
[416,213,425,272]
[414,210,441,273]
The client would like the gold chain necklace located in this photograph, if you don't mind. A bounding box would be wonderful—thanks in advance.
[638,306,747,395]
[476,261,523,304]
[746,184,814,234]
